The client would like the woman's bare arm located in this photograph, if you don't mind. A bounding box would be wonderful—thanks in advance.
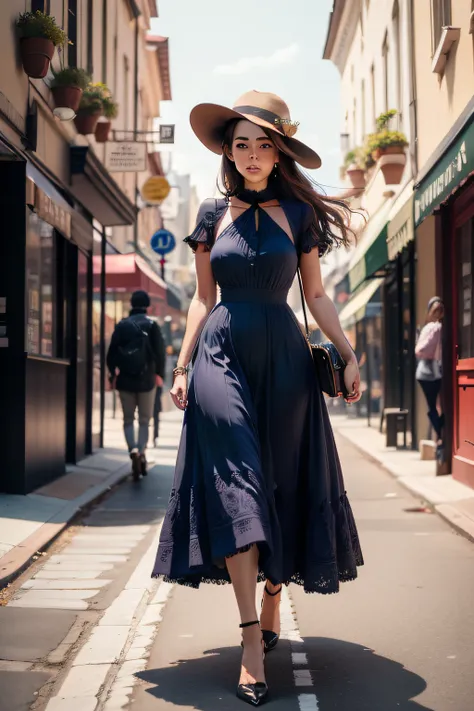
[176,245,217,369]
[299,248,355,364]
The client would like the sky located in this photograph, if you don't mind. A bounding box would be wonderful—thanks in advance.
[151,0,342,203]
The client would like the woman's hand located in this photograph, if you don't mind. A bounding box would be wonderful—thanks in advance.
[170,374,188,410]
[343,357,361,404]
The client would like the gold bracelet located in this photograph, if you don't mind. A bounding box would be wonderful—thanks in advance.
[173,366,188,379]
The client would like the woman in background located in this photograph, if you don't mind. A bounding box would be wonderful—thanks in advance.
[415,297,444,454]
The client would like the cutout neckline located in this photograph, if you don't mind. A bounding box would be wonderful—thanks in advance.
[215,202,295,248]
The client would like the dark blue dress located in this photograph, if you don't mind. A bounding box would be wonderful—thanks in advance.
[152,198,363,594]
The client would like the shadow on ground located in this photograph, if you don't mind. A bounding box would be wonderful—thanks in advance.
[138,637,432,711]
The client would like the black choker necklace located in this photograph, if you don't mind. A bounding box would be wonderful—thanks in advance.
[234,186,277,206]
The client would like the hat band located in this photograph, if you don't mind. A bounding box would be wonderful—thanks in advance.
[233,105,286,134]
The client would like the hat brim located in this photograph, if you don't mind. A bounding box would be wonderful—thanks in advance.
[190,103,322,170]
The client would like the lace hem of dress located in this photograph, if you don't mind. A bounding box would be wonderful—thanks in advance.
[152,493,363,595]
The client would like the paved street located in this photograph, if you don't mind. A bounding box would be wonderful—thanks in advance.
[1,411,474,711]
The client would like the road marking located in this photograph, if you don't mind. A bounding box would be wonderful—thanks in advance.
[280,586,320,709]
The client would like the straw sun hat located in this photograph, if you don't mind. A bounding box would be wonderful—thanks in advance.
[190,90,321,170]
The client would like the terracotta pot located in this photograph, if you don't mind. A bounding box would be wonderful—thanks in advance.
[20,37,55,78]
[346,165,366,189]
[52,85,83,113]
[372,145,405,160]
[74,110,102,135]
[95,120,112,143]
[380,161,405,185]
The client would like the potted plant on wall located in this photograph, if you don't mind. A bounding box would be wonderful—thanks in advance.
[50,67,91,120]
[366,109,408,184]
[343,148,366,190]
[94,91,119,143]
[16,10,69,78]
[74,83,105,135]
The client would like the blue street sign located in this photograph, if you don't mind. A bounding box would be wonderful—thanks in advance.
[150,229,176,255]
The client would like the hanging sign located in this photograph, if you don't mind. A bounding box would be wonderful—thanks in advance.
[150,229,176,256]
[141,176,171,204]
[104,141,147,172]
[159,125,175,144]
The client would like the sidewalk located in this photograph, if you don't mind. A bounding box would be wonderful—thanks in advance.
[0,416,132,589]
[331,414,474,542]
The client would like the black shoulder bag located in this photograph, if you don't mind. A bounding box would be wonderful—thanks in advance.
[296,269,348,399]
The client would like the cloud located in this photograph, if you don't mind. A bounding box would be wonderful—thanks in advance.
[214,43,300,75]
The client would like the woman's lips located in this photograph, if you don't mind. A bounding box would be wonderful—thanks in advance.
[246,166,261,173]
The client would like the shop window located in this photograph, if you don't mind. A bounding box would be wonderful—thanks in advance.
[430,0,451,54]
[457,216,474,360]
[26,211,56,357]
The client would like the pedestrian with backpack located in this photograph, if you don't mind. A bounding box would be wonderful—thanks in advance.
[107,290,166,480]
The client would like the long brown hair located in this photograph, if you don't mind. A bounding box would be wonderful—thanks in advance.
[219,120,358,253]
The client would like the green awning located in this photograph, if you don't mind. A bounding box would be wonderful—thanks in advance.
[414,114,474,227]
[348,199,393,292]
[339,278,384,329]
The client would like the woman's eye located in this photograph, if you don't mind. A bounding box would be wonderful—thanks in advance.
[260,143,273,149]
[235,143,248,149]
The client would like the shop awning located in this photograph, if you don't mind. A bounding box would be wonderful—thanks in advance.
[387,182,414,261]
[348,199,394,292]
[70,146,137,226]
[93,253,166,300]
[414,109,474,227]
[339,277,384,329]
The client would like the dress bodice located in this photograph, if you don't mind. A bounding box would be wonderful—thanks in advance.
[210,206,298,296]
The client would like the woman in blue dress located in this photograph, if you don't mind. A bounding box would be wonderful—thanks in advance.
[152,91,363,706]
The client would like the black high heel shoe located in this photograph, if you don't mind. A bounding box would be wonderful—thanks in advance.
[236,620,268,707]
[261,584,282,653]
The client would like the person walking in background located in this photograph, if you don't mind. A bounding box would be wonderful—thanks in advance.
[415,297,444,459]
[107,290,165,480]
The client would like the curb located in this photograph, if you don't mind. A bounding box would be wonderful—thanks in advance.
[0,461,131,589]
[333,425,474,545]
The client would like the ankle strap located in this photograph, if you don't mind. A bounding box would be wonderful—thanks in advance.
[264,584,283,596]
[239,620,260,629]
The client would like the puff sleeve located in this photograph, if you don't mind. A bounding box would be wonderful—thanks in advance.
[298,202,329,258]
[184,198,227,253]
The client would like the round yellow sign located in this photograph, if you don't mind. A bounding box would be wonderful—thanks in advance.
[141,176,171,204]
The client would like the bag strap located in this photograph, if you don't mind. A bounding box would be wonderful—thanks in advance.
[297,268,310,340]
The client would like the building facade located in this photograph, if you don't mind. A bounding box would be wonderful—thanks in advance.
[324,0,418,435]
[0,0,171,494]
[323,0,474,476]
[412,0,474,483]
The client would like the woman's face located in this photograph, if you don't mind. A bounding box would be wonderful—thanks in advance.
[226,120,279,190]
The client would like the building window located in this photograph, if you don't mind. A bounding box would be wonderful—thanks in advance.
[393,0,402,121]
[68,0,77,68]
[361,79,366,138]
[431,0,452,55]
[31,0,51,11]
[87,0,93,75]
[382,32,390,113]
[26,212,56,357]
[370,64,376,129]
[353,98,357,146]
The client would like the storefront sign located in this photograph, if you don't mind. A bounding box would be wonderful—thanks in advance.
[387,195,414,261]
[35,187,71,238]
[414,118,474,227]
[104,141,147,172]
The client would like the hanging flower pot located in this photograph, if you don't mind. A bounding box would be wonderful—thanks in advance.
[372,145,406,161]
[74,109,102,135]
[20,37,55,78]
[94,120,112,143]
[51,85,83,113]
[345,164,366,190]
[379,154,406,185]
[16,11,69,79]
[50,67,91,121]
